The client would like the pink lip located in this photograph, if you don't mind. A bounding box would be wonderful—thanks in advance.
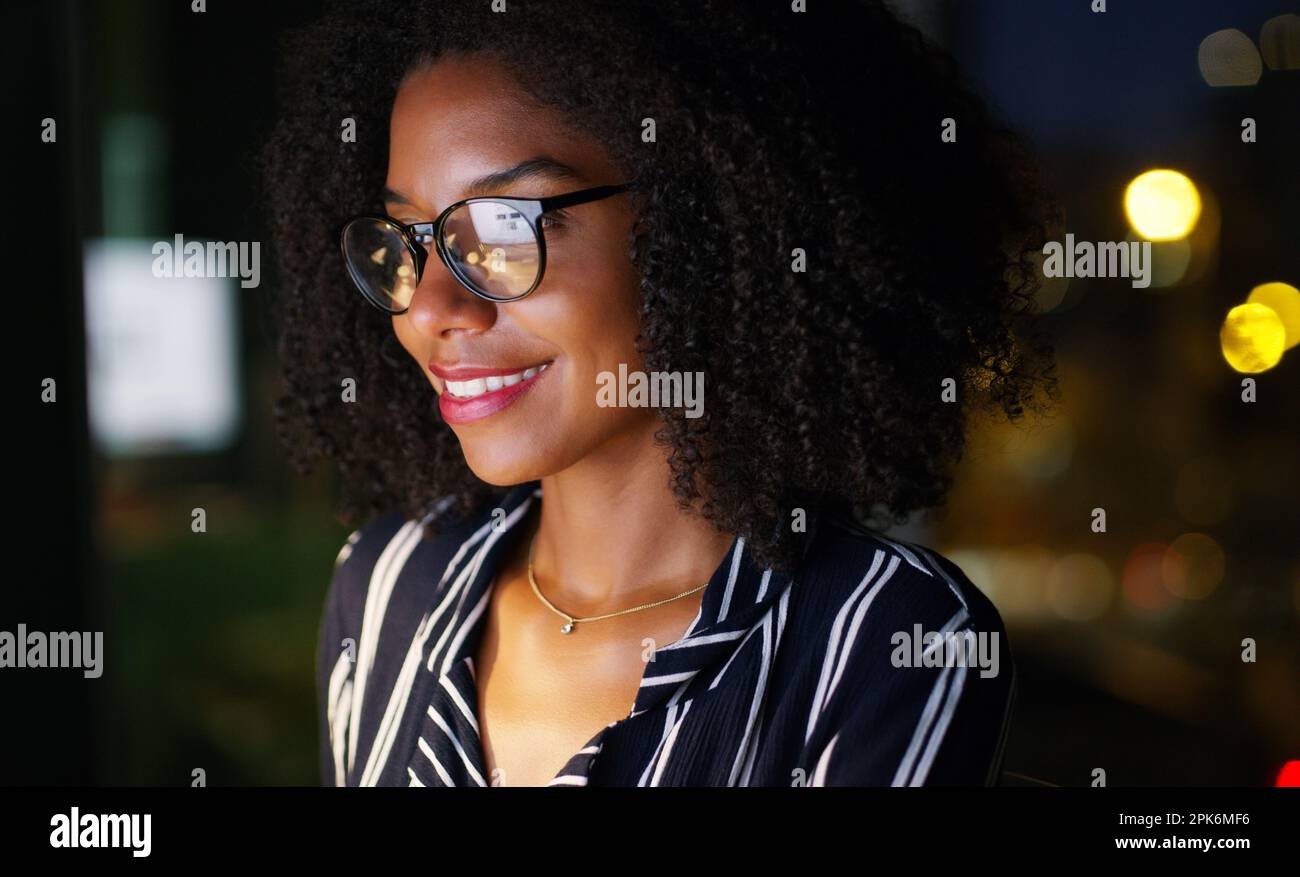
[432,362,552,424]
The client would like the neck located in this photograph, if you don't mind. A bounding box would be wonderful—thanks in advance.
[526,423,735,616]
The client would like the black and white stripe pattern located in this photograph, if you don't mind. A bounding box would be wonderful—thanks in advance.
[316,482,1016,786]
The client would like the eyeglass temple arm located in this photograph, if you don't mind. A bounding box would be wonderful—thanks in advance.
[398,180,640,238]
[538,180,640,212]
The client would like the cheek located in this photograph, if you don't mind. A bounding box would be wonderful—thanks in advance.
[573,238,643,346]
[556,280,644,395]
[508,274,648,445]
[526,237,644,366]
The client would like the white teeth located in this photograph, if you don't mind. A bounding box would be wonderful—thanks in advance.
[444,363,550,399]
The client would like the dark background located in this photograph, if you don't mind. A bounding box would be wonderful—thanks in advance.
[4,0,1297,786]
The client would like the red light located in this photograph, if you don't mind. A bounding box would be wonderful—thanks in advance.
[1276,761,1300,786]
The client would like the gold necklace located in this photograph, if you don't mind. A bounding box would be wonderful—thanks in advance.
[526,535,710,634]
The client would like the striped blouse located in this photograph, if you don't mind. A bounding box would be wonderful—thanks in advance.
[316,480,1016,787]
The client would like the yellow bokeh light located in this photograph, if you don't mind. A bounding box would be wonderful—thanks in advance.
[1220,303,1285,373]
[1124,169,1202,241]
[1247,282,1300,350]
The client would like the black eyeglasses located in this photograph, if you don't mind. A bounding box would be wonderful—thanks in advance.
[339,181,639,313]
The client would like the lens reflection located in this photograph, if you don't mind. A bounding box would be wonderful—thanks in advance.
[342,218,418,311]
[442,201,540,299]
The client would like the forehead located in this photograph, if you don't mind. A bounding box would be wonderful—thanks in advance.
[387,54,613,210]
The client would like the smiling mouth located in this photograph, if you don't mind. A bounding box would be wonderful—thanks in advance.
[441,362,551,399]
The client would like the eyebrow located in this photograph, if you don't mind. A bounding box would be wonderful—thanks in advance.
[382,156,586,209]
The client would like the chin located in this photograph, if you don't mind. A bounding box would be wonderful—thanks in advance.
[459,452,540,488]
[456,436,561,488]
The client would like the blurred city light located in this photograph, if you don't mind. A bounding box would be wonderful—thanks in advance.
[1219,302,1286,373]
[1046,553,1114,621]
[1124,169,1202,241]
[1246,282,1300,350]
[1198,28,1264,86]
[1122,543,1174,612]
[84,240,241,455]
[1259,13,1300,70]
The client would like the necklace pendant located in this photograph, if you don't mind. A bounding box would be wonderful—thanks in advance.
[560,621,574,634]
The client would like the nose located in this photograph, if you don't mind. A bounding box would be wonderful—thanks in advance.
[401,247,498,340]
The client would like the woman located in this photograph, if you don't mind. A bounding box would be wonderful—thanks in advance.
[261,0,1056,786]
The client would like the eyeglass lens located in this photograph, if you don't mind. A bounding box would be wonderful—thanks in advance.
[343,200,542,310]
[341,219,420,311]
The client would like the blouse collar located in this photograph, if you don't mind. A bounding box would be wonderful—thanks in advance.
[452,480,797,719]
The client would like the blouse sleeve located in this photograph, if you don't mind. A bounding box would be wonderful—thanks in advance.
[798,554,1017,786]
[316,527,367,787]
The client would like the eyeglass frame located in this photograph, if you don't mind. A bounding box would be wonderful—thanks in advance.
[339,180,641,313]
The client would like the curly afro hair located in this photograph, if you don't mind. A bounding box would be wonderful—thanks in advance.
[260,0,1058,573]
